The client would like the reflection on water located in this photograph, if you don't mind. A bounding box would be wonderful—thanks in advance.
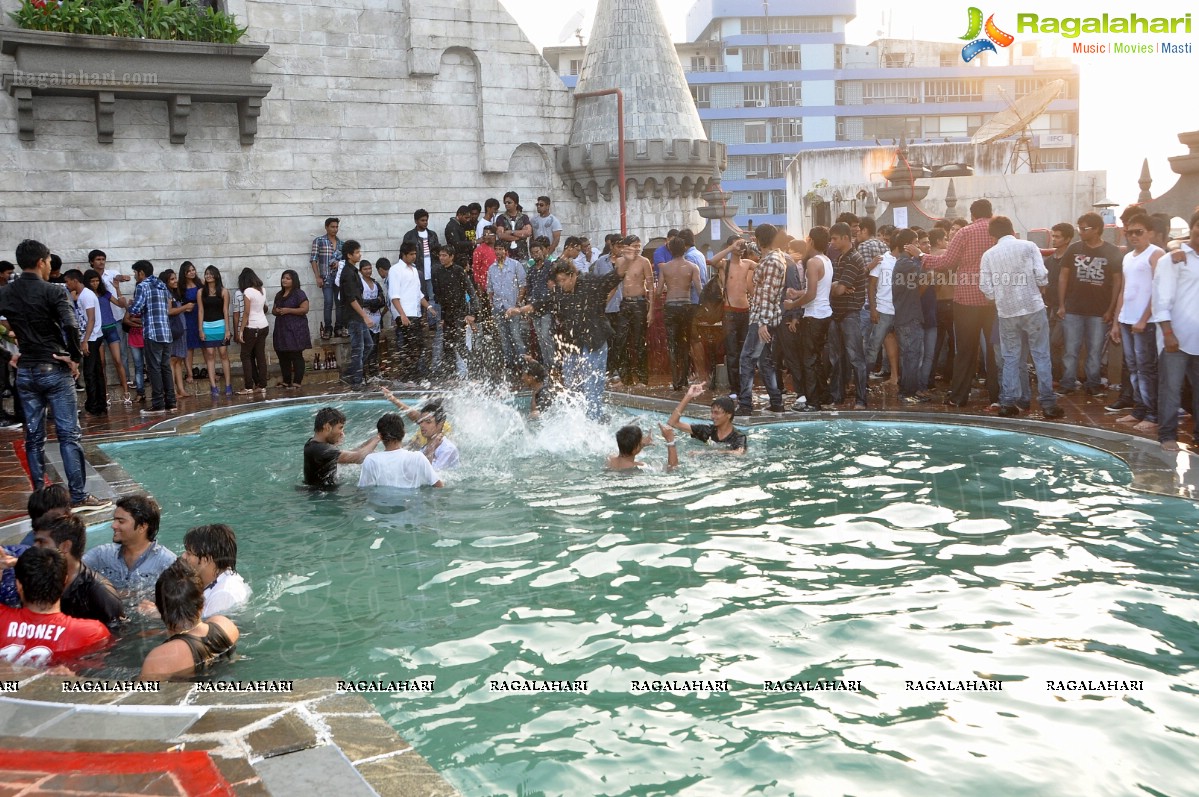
[100,388,1199,797]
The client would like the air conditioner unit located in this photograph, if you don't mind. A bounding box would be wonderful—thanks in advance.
[746,100,766,107]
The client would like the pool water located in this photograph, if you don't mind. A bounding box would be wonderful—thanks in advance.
[98,396,1199,796]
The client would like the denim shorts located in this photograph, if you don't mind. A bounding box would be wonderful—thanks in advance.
[100,324,121,344]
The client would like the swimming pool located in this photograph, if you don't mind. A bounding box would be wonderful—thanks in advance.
[97,396,1199,796]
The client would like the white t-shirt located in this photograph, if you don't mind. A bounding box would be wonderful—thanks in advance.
[358,448,440,489]
[98,269,125,321]
[870,252,897,315]
[476,217,497,240]
[76,287,103,341]
[202,570,252,619]
[423,437,459,471]
[243,287,268,329]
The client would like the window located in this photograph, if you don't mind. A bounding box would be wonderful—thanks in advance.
[924,116,968,138]
[744,121,767,143]
[769,46,802,70]
[742,47,765,71]
[772,118,802,143]
[743,16,833,34]
[745,155,770,178]
[568,59,582,77]
[924,79,983,103]
[690,55,708,72]
[748,191,769,215]
[861,80,920,104]
[741,16,767,35]
[770,154,791,177]
[771,190,787,213]
[691,85,711,109]
[770,82,801,107]
[743,84,766,107]
[834,45,843,69]
[1038,150,1071,170]
[861,116,921,141]
[836,120,847,140]
[835,82,844,104]
[1015,78,1066,99]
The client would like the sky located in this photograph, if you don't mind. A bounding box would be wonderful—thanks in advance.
[500,0,1199,213]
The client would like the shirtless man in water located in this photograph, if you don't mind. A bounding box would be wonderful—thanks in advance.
[657,237,704,391]
[607,422,679,471]
[710,236,755,397]
[612,235,655,386]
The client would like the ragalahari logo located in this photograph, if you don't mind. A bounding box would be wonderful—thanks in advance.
[960,7,1015,62]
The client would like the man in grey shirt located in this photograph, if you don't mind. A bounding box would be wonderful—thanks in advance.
[82,494,176,596]
[530,195,563,256]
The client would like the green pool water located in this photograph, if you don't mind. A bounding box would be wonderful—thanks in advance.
[97,398,1199,796]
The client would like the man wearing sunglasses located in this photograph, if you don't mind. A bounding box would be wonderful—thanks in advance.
[1057,213,1122,397]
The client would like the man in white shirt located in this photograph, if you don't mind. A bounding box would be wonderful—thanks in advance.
[64,269,106,417]
[389,242,435,385]
[1154,210,1199,451]
[181,524,251,618]
[1111,213,1163,432]
[415,403,459,470]
[358,414,444,489]
[978,216,1064,420]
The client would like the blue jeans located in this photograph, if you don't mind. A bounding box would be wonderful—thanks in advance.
[532,314,556,370]
[998,310,1056,410]
[322,280,345,329]
[895,321,924,397]
[829,312,868,406]
[494,314,528,371]
[563,345,607,420]
[919,325,938,391]
[345,318,374,386]
[738,322,781,409]
[16,363,87,502]
[129,344,145,394]
[866,312,895,367]
[1157,350,1199,444]
[144,339,175,410]
[1120,323,1157,422]
[1061,313,1107,391]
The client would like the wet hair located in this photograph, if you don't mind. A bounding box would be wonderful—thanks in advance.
[420,400,446,426]
[237,268,263,293]
[342,240,361,258]
[829,222,852,240]
[116,494,161,542]
[27,484,70,525]
[615,425,643,456]
[63,268,85,284]
[1077,212,1104,232]
[621,235,640,248]
[15,547,67,606]
[377,413,406,444]
[550,260,578,280]
[87,249,106,264]
[711,396,736,416]
[754,223,777,248]
[437,244,456,258]
[203,266,225,296]
[154,560,204,632]
[314,406,346,431]
[132,260,154,278]
[399,241,418,257]
[16,239,50,270]
[859,217,877,235]
[524,360,546,381]
[275,269,301,304]
[183,524,238,572]
[969,199,993,220]
[1051,222,1075,241]
[987,216,1016,239]
[808,226,830,254]
[41,513,88,559]
[667,237,687,257]
[413,208,429,222]
[324,217,339,227]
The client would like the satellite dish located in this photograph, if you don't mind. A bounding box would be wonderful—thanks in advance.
[970,79,1064,173]
[559,9,586,46]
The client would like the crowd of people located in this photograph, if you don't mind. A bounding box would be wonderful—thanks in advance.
[0,485,248,678]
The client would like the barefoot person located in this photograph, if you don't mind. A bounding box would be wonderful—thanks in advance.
[611,236,655,387]
[140,560,238,681]
[656,237,703,392]
[668,383,748,455]
[303,407,380,489]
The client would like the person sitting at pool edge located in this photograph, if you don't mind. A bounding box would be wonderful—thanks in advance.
[140,560,238,681]
[358,413,444,489]
[33,513,124,627]
[0,547,111,668]
[304,406,381,489]
[668,384,748,455]
[608,422,679,471]
[182,524,251,619]
[82,494,177,597]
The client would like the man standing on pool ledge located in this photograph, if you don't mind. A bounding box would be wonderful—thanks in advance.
[303,406,381,489]
[668,384,748,455]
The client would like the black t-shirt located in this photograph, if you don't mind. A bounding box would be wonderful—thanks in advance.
[690,423,748,451]
[61,563,124,627]
[1043,251,1064,311]
[304,438,340,488]
[891,257,923,326]
[1061,241,1121,317]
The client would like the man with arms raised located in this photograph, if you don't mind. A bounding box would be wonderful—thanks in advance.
[607,423,679,471]
[668,383,747,455]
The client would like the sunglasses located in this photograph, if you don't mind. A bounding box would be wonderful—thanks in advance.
[1125,228,1146,236]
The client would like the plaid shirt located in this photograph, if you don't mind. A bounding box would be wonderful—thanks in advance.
[749,249,787,327]
[128,275,172,343]
[921,218,994,306]
[310,234,342,279]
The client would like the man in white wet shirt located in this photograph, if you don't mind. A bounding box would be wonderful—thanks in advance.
[359,413,444,489]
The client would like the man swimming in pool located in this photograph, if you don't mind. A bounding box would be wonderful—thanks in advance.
[607,422,679,471]
[667,384,748,455]
[303,406,381,489]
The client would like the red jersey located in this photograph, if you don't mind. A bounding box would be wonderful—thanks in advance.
[0,605,111,668]
[472,243,497,288]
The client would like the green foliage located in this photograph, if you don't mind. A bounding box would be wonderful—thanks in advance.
[10,0,248,45]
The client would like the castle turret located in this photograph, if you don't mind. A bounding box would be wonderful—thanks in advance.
[555,0,725,241]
